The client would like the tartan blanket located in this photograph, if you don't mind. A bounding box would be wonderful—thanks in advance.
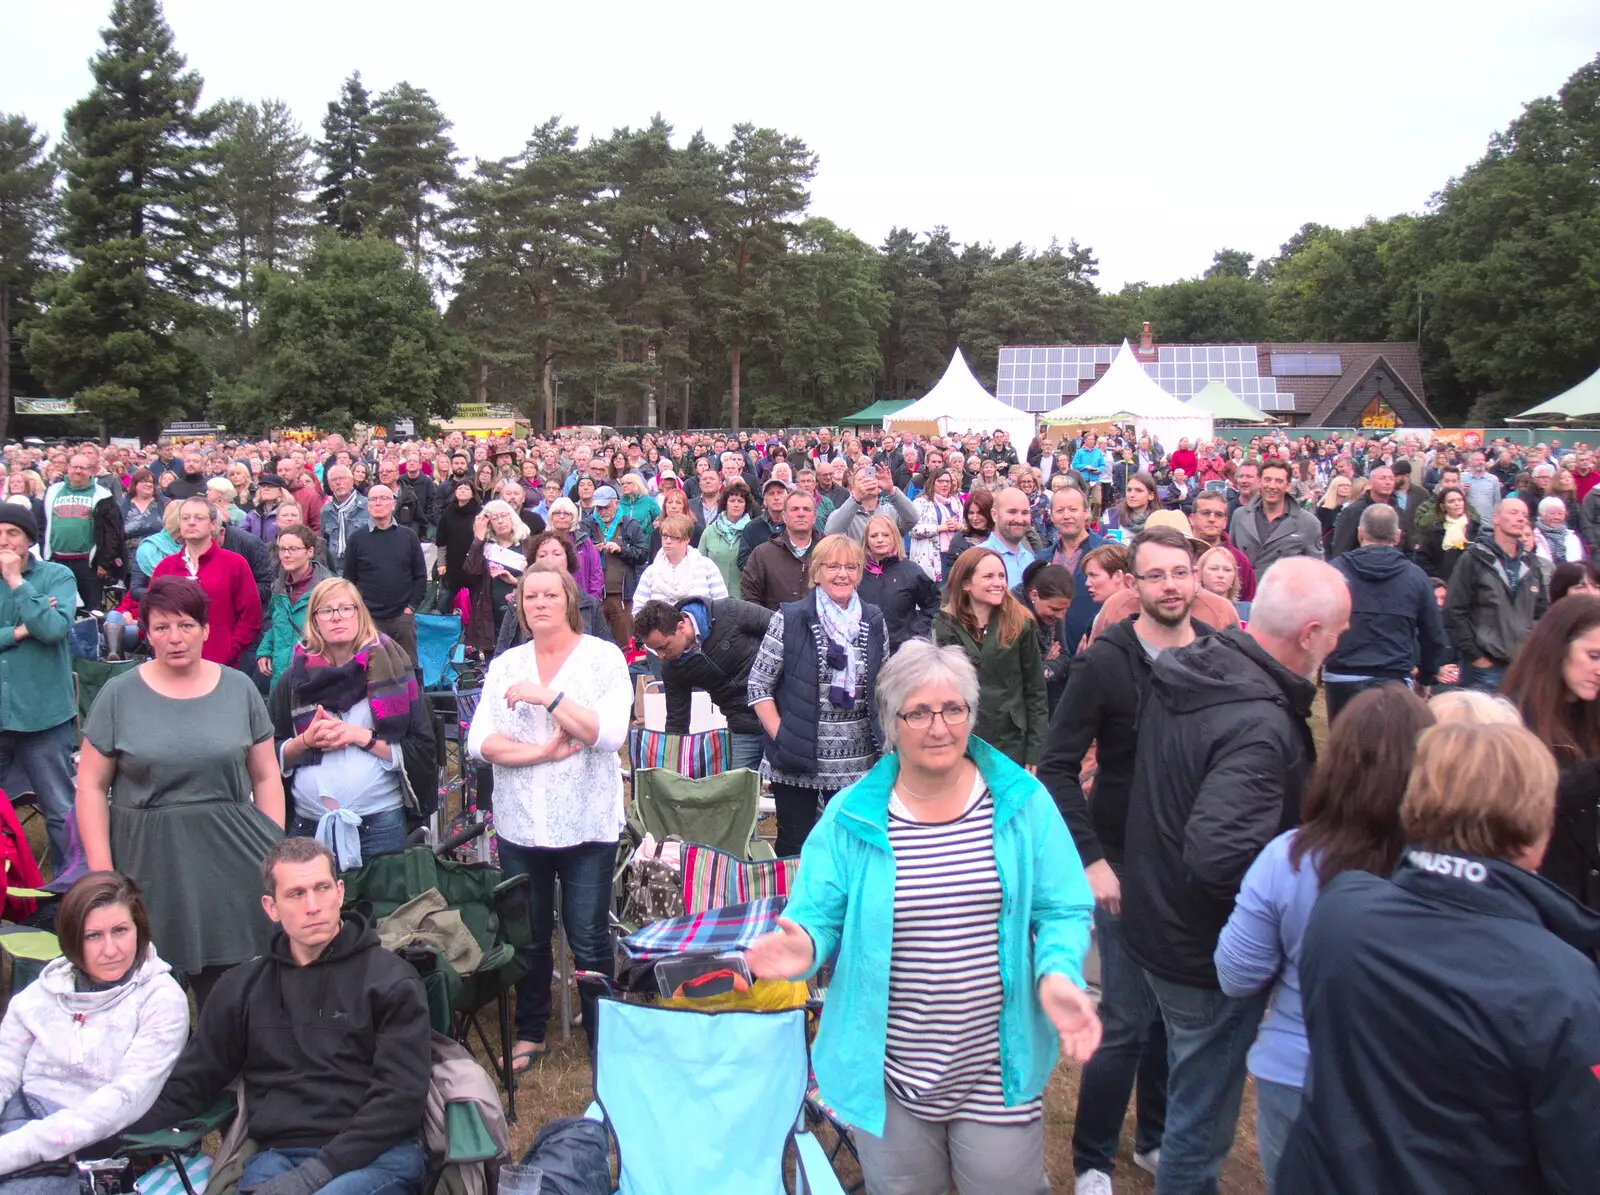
[620,896,786,963]
[628,727,732,778]
[680,842,799,915]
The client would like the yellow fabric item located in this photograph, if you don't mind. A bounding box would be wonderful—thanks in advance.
[658,978,809,1013]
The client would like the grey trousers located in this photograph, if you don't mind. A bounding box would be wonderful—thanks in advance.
[853,1086,1049,1195]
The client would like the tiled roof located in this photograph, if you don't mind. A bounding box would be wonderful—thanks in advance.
[1300,352,1437,426]
[1255,342,1428,419]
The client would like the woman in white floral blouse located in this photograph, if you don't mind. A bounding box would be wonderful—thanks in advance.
[467,562,631,1065]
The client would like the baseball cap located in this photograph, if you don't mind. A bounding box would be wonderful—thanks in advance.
[593,485,619,505]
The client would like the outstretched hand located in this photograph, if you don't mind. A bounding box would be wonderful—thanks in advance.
[1039,974,1101,1063]
[746,917,815,981]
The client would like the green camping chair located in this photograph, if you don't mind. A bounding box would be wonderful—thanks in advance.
[626,767,772,862]
[340,823,533,1123]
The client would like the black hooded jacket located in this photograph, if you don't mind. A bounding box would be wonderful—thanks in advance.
[130,913,430,1177]
[1327,545,1449,682]
[1277,853,1600,1193]
[1038,617,1216,869]
[1122,628,1317,988]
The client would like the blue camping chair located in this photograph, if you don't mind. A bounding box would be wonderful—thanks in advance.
[415,612,463,691]
[585,1000,845,1194]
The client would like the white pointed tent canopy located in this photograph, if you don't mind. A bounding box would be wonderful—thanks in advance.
[882,350,1037,444]
[1040,341,1214,444]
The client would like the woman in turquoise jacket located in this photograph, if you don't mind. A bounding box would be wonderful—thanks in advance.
[748,639,1098,1195]
[254,529,333,680]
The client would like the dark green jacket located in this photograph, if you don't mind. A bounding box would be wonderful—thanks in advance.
[0,556,78,734]
[932,609,1049,767]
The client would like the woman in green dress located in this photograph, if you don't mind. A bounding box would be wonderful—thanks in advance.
[701,482,752,600]
[76,576,285,1009]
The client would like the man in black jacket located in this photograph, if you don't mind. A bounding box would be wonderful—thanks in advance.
[1443,496,1547,692]
[634,596,773,772]
[1329,463,1416,558]
[738,479,788,569]
[131,837,431,1195]
[1121,556,1349,1195]
[1325,503,1449,720]
[1039,525,1215,1191]
[377,459,427,538]
[344,485,428,663]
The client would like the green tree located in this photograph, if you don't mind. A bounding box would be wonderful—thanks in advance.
[447,117,609,430]
[314,72,371,236]
[22,0,222,436]
[956,239,1100,385]
[214,98,313,336]
[1265,217,1418,343]
[708,124,816,429]
[877,228,949,400]
[1416,54,1600,416]
[360,82,458,274]
[770,217,890,421]
[218,234,465,433]
[1206,247,1255,279]
[1140,273,1271,343]
[0,114,58,444]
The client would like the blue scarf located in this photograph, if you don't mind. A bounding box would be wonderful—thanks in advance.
[814,590,862,708]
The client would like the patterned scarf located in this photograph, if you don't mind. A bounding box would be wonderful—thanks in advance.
[288,633,417,740]
[709,512,749,549]
[814,589,862,709]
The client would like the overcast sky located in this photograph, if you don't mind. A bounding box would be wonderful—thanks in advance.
[6,0,1598,288]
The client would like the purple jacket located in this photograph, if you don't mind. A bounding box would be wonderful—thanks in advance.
[575,537,605,600]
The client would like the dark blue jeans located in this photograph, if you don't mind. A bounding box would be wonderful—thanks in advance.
[1323,677,1408,723]
[1460,659,1506,694]
[287,806,409,872]
[0,720,76,874]
[496,838,616,1050]
[1144,973,1268,1195]
[241,1138,425,1195]
[1072,897,1168,1176]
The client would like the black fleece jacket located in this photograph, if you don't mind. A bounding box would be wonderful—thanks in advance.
[130,914,430,1176]
[1038,617,1215,868]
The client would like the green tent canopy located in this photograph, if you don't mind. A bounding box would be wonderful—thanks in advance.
[839,399,915,426]
[1513,364,1600,423]
[1188,381,1270,424]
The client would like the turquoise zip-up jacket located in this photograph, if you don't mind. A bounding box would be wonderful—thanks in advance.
[784,737,1093,1136]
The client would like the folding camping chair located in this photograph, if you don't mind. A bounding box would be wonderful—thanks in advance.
[585,1000,845,1194]
[340,823,532,1122]
[414,612,463,692]
[626,767,771,862]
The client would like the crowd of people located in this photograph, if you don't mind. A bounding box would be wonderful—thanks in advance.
[1,419,1598,1194]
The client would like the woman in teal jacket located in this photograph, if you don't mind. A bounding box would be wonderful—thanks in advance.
[748,639,1098,1195]
[254,528,333,680]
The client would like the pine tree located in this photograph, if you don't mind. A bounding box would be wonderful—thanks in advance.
[360,82,458,273]
[314,72,372,236]
[215,98,313,335]
[21,0,222,435]
[0,114,59,445]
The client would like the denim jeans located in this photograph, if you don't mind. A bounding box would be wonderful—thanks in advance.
[0,719,77,874]
[728,731,765,773]
[1072,898,1168,1176]
[496,838,616,1051]
[241,1138,426,1195]
[1253,1077,1301,1195]
[1143,972,1268,1195]
[288,806,410,872]
[1459,659,1506,694]
[1322,677,1397,723]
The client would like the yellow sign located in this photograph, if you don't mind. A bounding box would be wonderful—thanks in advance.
[1359,397,1398,429]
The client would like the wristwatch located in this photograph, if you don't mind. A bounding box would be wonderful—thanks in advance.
[360,730,380,753]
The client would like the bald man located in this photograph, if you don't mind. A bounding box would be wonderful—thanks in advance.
[343,485,426,663]
[1119,556,1351,1194]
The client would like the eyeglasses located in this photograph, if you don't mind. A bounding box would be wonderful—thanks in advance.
[1134,568,1194,585]
[315,604,358,620]
[896,704,971,729]
[820,562,861,575]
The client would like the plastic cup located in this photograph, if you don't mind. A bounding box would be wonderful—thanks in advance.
[499,1164,543,1195]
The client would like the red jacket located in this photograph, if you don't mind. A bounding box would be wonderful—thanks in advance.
[151,544,263,667]
[289,480,323,533]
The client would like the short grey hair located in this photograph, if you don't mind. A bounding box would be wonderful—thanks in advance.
[1358,503,1400,544]
[1533,462,1555,478]
[876,640,981,752]
[205,477,237,503]
[1538,496,1566,521]
[1249,557,1349,640]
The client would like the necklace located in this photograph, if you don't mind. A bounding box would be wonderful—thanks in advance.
[894,767,968,805]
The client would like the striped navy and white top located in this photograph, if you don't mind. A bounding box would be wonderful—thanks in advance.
[883,778,1042,1124]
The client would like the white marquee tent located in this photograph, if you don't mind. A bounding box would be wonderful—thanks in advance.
[884,349,1036,444]
[1041,340,1214,444]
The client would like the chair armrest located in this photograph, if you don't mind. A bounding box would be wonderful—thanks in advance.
[444,1100,501,1164]
[117,1092,235,1152]
[748,839,776,862]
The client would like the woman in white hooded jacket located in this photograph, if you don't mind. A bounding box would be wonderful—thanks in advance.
[0,873,188,1180]
[630,514,728,614]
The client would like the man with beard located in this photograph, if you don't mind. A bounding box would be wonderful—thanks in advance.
[1039,525,1215,1194]
[1121,557,1349,1195]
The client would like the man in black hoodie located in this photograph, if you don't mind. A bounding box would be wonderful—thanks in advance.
[1324,503,1449,720]
[131,837,430,1195]
[1121,556,1349,1195]
[1039,525,1215,1192]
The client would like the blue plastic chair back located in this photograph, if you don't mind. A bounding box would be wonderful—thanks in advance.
[594,1002,815,1195]
[415,612,462,689]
